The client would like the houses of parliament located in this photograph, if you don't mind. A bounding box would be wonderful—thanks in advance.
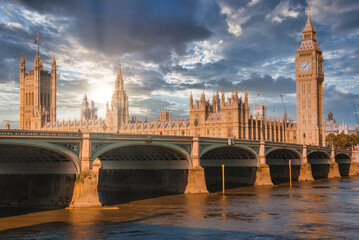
[18,5,325,146]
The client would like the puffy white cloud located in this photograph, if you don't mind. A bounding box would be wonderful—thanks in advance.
[219,3,251,37]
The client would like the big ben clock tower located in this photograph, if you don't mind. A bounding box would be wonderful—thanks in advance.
[295,3,325,146]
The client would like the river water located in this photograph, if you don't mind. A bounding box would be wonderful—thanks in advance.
[0,176,359,239]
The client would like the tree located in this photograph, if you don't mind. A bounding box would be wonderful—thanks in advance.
[326,133,359,149]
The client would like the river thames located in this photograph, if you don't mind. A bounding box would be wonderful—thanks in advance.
[0,176,358,239]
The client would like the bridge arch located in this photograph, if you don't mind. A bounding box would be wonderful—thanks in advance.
[265,148,301,165]
[307,151,330,164]
[93,142,191,194]
[200,144,258,161]
[335,153,351,164]
[0,142,80,174]
[92,141,192,169]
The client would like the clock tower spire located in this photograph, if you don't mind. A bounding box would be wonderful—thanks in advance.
[295,2,325,146]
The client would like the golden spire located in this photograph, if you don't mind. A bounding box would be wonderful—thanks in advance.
[303,0,315,33]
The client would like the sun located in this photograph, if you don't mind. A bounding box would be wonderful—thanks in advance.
[88,83,113,105]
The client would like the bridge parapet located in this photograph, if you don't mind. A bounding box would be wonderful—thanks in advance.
[0,130,82,138]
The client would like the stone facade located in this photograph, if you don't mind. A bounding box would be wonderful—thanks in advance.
[120,90,297,143]
[19,51,57,130]
[295,5,325,146]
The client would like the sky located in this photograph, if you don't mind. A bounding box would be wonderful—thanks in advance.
[0,0,359,129]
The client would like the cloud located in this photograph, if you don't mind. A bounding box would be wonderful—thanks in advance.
[9,0,212,63]
[265,1,299,23]
[236,74,296,96]
[0,0,358,129]
[219,2,251,37]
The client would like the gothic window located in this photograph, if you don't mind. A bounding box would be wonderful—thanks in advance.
[227,128,233,137]
[213,129,215,137]
[227,113,232,120]
[302,83,305,94]
[219,129,222,137]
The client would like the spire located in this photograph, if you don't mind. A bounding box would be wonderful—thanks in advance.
[34,49,42,68]
[51,54,56,70]
[115,57,124,91]
[328,109,334,121]
[20,52,25,66]
[302,1,315,33]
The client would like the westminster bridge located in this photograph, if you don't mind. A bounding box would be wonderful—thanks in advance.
[0,130,358,207]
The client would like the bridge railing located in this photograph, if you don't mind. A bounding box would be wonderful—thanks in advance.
[0,130,82,138]
[90,132,194,141]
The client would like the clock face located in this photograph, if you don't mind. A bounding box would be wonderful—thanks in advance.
[300,61,311,72]
[318,61,322,72]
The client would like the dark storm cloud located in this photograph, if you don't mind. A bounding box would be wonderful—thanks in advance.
[9,0,211,63]
[1,0,359,128]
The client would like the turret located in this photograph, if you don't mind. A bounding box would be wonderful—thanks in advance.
[50,54,57,122]
[190,91,193,109]
[19,53,26,129]
[221,89,225,107]
[200,90,206,106]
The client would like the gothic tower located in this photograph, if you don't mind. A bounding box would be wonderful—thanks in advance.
[295,4,325,146]
[106,58,130,132]
[19,51,57,129]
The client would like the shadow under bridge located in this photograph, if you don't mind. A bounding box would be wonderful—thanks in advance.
[307,151,330,179]
[200,145,257,191]
[335,153,352,176]
[0,143,79,207]
[266,148,301,184]
[94,144,191,195]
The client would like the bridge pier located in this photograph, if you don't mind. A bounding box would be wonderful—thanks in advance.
[185,137,208,193]
[328,145,341,178]
[69,134,102,208]
[69,158,102,208]
[298,145,314,181]
[254,140,273,186]
[349,150,359,176]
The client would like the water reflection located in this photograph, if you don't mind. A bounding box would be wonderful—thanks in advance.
[0,176,358,239]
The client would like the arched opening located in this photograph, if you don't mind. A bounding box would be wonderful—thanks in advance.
[266,149,301,184]
[201,146,257,192]
[336,153,351,176]
[307,151,330,179]
[0,144,77,207]
[96,144,190,204]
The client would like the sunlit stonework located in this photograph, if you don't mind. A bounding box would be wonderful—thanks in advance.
[19,5,325,146]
